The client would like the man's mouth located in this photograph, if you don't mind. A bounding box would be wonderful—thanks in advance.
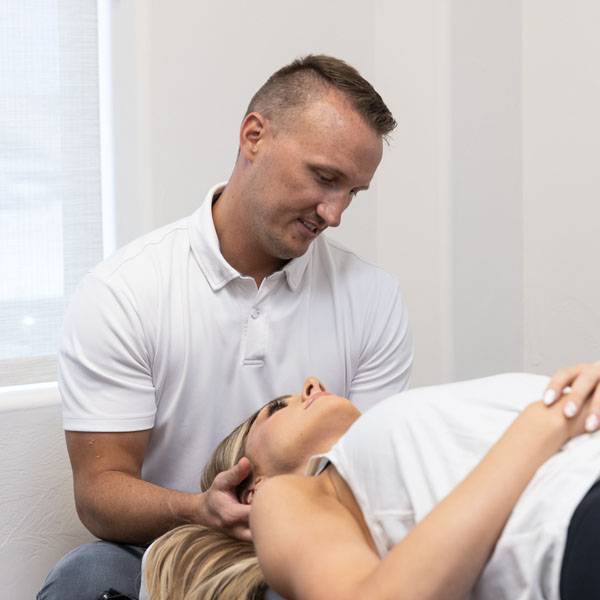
[298,218,321,236]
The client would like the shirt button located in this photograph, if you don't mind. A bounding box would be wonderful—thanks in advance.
[250,308,260,319]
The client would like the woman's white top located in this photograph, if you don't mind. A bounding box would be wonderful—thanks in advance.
[307,373,600,600]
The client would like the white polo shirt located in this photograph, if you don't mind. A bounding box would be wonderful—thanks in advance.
[59,183,413,492]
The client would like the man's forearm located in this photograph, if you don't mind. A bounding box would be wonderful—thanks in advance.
[75,471,204,545]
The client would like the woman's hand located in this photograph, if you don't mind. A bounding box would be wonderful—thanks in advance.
[543,362,600,432]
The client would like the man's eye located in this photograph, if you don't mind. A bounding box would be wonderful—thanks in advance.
[267,397,288,416]
[317,173,335,184]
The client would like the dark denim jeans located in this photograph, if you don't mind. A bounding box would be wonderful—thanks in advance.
[37,541,145,600]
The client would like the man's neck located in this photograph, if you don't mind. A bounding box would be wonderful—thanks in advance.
[212,183,286,288]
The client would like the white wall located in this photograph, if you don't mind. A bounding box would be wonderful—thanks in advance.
[360,0,599,384]
[107,0,600,384]
[0,386,93,598]
[523,0,600,373]
[373,1,453,385]
[448,1,524,381]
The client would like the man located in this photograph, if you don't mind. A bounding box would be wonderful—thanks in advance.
[38,55,413,599]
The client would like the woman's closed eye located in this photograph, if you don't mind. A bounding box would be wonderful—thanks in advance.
[267,396,289,417]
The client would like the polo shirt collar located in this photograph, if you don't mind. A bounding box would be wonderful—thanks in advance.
[189,183,239,291]
[282,242,313,292]
[189,182,313,292]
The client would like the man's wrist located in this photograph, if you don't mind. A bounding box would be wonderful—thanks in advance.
[166,489,206,527]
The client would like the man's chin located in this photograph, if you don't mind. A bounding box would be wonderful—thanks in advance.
[283,246,311,261]
[272,240,313,262]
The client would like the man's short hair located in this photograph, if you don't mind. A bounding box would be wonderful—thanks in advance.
[245,54,396,138]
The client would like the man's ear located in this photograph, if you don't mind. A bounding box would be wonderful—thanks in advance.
[239,112,267,160]
[241,475,265,505]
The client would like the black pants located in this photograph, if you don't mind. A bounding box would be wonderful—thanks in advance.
[560,479,600,599]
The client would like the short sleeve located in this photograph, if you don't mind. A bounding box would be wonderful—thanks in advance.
[348,278,413,411]
[59,274,157,431]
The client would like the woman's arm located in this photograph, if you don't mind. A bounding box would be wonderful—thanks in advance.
[251,398,589,600]
[359,400,574,600]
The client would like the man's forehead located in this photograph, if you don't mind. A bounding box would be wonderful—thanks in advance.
[296,91,368,133]
[289,100,381,162]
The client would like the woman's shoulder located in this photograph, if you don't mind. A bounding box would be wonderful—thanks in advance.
[250,471,380,599]
[251,472,355,549]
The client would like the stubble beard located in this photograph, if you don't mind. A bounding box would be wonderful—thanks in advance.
[253,209,310,263]
[261,226,305,262]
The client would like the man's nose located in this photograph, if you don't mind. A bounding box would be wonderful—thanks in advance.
[315,196,348,228]
[302,376,326,402]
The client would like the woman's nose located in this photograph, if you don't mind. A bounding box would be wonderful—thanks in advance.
[302,376,326,402]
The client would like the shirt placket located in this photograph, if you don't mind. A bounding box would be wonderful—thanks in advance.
[241,273,282,367]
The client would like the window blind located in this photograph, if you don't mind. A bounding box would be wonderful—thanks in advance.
[0,1,103,385]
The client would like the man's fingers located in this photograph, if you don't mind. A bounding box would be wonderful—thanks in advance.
[203,488,251,529]
[230,525,253,543]
[216,457,252,489]
[228,502,251,523]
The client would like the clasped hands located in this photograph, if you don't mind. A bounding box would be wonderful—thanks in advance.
[543,361,600,432]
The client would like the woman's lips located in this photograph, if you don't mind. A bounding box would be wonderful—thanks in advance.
[304,391,331,409]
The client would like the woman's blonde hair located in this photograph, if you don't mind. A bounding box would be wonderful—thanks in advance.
[144,404,270,599]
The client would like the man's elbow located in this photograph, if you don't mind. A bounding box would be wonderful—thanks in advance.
[72,474,114,540]
[73,491,107,539]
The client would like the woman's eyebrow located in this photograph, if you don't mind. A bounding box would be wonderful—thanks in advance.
[264,395,293,418]
[270,394,292,403]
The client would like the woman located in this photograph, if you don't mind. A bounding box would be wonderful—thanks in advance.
[142,364,600,600]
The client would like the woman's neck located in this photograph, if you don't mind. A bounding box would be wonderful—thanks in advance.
[315,464,379,556]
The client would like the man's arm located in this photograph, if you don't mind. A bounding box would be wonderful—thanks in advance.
[60,273,252,544]
[66,429,252,544]
[349,277,413,410]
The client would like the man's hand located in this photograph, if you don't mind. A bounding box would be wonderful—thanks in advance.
[67,430,254,544]
[198,457,253,541]
[543,361,600,431]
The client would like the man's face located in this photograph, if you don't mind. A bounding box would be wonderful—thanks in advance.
[242,91,384,263]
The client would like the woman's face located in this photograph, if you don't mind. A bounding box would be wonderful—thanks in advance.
[244,377,360,478]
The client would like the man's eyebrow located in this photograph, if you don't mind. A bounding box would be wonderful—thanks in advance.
[311,164,370,191]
